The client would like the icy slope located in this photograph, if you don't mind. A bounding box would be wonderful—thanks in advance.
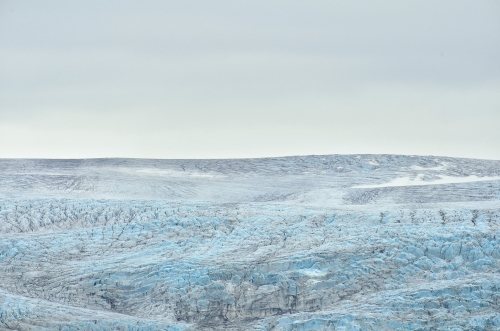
[1,155,500,330]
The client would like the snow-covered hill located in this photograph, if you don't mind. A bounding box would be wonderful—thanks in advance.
[1,155,500,330]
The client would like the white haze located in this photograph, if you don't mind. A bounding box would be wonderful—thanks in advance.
[0,1,499,159]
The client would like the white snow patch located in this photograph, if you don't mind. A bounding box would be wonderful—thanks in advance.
[353,175,500,188]
[299,269,328,277]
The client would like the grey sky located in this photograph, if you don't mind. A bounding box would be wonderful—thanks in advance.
[1,1,499,159]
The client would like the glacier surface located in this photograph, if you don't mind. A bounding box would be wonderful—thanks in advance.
[0,155,500,330]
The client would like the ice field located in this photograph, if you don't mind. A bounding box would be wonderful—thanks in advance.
[1,155,500,330]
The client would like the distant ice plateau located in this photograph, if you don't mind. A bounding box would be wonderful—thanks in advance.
[1,155,500,330]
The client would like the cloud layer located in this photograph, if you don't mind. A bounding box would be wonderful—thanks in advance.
[1,1,499,159]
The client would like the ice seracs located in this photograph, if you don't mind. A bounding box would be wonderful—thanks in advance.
[0,154,499,330]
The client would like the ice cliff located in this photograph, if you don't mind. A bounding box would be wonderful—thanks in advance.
[1,155,500,330]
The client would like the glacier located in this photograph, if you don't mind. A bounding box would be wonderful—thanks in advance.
[0,155,500,330]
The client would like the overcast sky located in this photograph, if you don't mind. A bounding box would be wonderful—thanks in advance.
[1,1,499,159]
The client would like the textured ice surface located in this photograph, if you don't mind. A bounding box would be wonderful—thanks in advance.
[1,155,500,330]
